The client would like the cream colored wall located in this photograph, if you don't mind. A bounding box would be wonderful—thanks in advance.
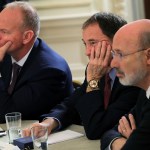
[29,0,145,83]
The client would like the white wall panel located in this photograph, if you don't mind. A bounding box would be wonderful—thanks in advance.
[29,0,145,82]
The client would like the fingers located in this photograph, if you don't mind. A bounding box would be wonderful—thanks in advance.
[89,41,111,60]
[121,116,131,130]
[121,115,136,131]
[89,46,95,60]
[103,44,112,66]
[118,114,136,139]
[22,122,41,137]
[118,124,122,133]
[87,40,112,81]
[95,42,102,58]
[0,41,12,61]
[96,41,112,69]
[89,41,111,67]
[3,41,12,49]
[0,41,12,53]
[128,114,136,130]
[119,117,127,134]
[99,41,108,61]
[22,128,31,137]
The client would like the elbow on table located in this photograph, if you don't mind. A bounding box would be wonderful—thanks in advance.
[85,129,102,140]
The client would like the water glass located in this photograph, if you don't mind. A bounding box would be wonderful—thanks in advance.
[5,112,22,144]
[31,126,48,150]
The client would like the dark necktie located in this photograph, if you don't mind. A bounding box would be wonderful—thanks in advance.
[8,63,21,94]
[104,73,111,109]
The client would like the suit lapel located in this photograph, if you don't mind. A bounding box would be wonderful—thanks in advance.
[109,77,121,103]
[1,55,12,88]
[100,75,105,94]
[14,39,39,89]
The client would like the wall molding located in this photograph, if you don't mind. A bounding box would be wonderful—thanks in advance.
[29,0,145,82]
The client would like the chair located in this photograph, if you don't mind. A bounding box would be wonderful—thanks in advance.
[73,80,81,90]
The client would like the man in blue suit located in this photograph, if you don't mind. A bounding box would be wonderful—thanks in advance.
[0,1,73,123]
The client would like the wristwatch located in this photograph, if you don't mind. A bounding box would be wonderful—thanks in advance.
[88,79,99,90]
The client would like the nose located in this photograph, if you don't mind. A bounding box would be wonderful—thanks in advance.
[85,46,91,57]
[0,33,2,40]
[111,57,120,68]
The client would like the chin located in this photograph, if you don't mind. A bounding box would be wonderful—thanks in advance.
[119,79,132,86]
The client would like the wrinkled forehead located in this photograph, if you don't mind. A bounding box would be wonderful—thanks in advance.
[0,7,22,20]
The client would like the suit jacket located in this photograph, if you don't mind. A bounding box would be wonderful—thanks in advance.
[40,74,141,139]
[0,38,73,123]
[101,90,150,150]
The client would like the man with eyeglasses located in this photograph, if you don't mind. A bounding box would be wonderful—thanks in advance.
[101,19,150,150]
[23,12,141,140]
[111,48,148,60]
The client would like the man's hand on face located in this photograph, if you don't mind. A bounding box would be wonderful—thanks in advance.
[87,40,112,82]
[118,114,136,139]
[0,41,12,61]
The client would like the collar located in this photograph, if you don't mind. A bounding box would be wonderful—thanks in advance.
[146,86,150,99]
[109,68,116,82]
[11,47,32,66]
[109,68,116,89]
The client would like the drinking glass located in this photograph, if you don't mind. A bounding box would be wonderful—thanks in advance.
[31,126,48,150]
[5,112,22,144]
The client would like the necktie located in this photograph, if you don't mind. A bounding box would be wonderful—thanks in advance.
[104,73,111,109]
[8,63,21,94]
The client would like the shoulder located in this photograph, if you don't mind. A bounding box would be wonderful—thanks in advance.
[31,38,70,71]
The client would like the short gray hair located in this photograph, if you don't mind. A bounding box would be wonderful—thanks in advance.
[139,31,150,50]
[5,1,40,38]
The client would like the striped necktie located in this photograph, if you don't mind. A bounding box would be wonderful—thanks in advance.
[104,74,111,109]
[8,63,21,94]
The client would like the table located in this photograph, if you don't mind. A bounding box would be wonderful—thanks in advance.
[0,120,100,150]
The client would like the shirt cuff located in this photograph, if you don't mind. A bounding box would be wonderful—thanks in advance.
[105,137,121,150]
[43,117,62,131]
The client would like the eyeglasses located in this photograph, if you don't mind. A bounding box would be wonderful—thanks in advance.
[111,48,148,60]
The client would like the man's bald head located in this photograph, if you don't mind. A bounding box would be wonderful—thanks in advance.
[111,19,150,90]
[113,19,150,51]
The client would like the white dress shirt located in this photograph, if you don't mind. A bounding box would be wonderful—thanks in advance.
[146,86,150,99]
[10,48,32,83]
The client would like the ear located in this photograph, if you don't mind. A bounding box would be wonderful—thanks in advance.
[146,49,150,65]
[22,30,34,44]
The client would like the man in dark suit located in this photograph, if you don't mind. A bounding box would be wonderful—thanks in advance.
[101,19,150,150]
[23,12,141,139]
[0,2,73,123]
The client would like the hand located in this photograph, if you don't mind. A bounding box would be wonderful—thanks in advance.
[0,41,12,61]
[22,118,59,137]
[86,41,112,82]
[111,137,127,150]
[118,114,136,138]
